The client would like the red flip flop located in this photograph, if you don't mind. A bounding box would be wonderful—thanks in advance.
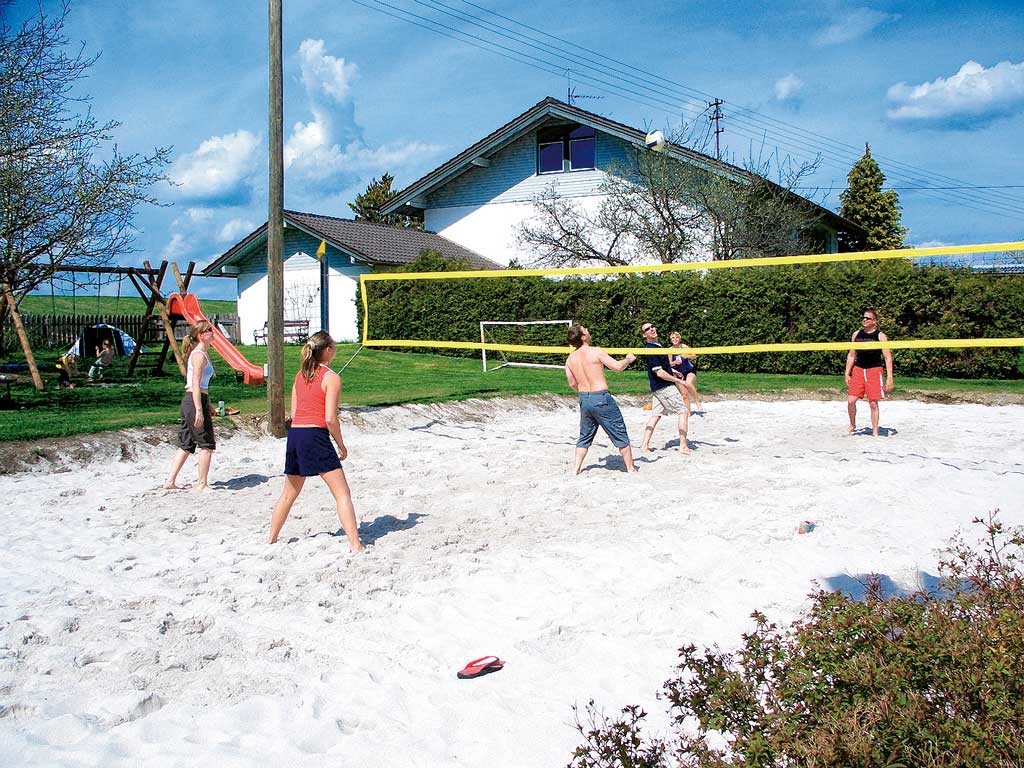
[457,655,505,679]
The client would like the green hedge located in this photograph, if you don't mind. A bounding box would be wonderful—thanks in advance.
[361,254,1024,379]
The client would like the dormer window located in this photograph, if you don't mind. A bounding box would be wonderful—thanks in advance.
[537,124,596,174]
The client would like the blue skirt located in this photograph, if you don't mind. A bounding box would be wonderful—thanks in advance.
[284,427,342,476]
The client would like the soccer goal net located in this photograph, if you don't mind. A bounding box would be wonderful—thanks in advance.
[480,320,572,372]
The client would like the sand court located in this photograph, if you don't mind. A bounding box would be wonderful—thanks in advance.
[1,396,1023,766]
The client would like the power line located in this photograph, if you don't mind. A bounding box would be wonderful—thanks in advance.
[435,0,1024,215]
[800,185,1024,192]
[353,0,1024,221]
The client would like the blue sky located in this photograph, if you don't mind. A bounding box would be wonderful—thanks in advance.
[9,0,1024,299]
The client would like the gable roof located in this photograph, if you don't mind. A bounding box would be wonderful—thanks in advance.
[381,97,864,237]
[202,210,502,276]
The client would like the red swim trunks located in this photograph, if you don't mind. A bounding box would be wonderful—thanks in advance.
[848,365,885,400]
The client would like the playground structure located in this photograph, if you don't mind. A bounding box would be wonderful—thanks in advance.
[3,260,264,390]
[165,292,264,385]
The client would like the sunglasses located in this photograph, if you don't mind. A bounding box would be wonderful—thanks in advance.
[641,325,655,332]
[862,316,875,321]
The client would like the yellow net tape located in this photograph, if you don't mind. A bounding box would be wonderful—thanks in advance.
[359,240,1024,355]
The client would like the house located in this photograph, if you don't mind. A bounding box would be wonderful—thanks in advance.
[202,210,500,343]
[380,97,864,265]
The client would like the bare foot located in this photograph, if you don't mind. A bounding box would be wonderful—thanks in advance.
[350,541,366,553]
[847,424,856,434]
[640,444,654,452]
[872,430,880,437]
[196,484,218,493]
[679,441,692,455]
[162,482,183,490]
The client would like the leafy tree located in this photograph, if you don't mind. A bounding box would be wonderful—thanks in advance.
[839,143,907,251]
[1,2,169,351]
[348,172,423,229]
[517,126,829,267]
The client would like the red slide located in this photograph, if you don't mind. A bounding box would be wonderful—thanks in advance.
[166,293,265,385]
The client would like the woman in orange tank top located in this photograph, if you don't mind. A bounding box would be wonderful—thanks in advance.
[268,331,364,552]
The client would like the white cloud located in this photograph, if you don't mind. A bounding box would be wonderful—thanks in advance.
[160,233,189,260]
[170,130,261,202]
[886,60,1024,127]
[814,8,896,46]
[284,108,333,169]
[298,39,357,103]
[186,207,214,223]
[774,74,803,101]
[282,40,444,187]
[217,218,257,243]
[285,105,442,182]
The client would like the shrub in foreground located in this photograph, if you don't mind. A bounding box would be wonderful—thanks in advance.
[570,513,1024,768]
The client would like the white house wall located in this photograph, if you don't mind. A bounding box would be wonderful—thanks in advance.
[422,126,841,263]
[424,129,635,265]
[235,236,369,343]
[426,195,607,265]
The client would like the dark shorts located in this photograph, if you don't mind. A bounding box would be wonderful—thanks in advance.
[577,390,630,449]
[178,392,216,453]
[284,427,342,476]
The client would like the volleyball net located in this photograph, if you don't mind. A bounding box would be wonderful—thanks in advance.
[358,241,1024,358]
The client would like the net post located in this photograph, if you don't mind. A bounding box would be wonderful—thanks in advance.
[480,321,487,373]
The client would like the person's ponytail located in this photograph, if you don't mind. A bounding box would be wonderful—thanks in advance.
[300,331,335,382]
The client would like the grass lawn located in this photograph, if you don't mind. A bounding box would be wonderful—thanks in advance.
[2,344,1023,442]
[18,294,237,316]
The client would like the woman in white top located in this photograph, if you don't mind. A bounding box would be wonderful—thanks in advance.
[164,321,217,492]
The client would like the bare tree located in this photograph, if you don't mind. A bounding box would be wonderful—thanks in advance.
[516,123,825,267]
[516,183,640,267]
[284,279,318,323]
[1,2,170,344]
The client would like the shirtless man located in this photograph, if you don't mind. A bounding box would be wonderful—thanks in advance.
[565,324,637,474]
[845,308,894,437]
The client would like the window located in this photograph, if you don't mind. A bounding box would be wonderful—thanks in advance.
[537,124,595,173]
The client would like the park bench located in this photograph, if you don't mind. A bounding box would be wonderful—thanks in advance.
[253,319,309,345]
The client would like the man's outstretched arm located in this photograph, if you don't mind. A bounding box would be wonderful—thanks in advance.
[599,350,636,372]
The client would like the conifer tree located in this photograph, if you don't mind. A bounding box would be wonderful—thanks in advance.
[839,144,907,250]
[348,173,422,229]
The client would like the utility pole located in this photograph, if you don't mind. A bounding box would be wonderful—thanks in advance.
[708,98,724,160]
[267,0,285,437]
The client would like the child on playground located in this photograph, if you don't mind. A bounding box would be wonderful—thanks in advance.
[56,353,78,389]
[88,339,115,382]
[268,331,365,553]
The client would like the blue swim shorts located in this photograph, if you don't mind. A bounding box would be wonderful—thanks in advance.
[284,427,342,476]
[577,390,630,449]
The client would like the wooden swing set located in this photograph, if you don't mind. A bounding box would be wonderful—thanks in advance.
[1,260,198,391]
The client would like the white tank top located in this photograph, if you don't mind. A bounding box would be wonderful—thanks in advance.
[186,352,215,391]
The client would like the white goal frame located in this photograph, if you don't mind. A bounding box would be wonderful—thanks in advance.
[480,320,572,372]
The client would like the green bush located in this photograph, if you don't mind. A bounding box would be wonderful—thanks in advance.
[362,254,1024,378]
[569,513,1024,768]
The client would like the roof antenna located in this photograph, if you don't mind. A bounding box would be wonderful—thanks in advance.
[565,70,603,106]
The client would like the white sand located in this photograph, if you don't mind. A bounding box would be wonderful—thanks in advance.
[1,396,1022,766]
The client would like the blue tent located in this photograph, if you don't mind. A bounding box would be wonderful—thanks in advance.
[66,324,141,358]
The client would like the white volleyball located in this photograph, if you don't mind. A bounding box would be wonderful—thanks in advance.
[645,130,666,151]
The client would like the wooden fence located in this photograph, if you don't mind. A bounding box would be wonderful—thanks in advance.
[2,312,241,351]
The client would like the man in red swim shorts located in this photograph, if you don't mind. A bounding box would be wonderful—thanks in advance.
[845,308,894,437]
